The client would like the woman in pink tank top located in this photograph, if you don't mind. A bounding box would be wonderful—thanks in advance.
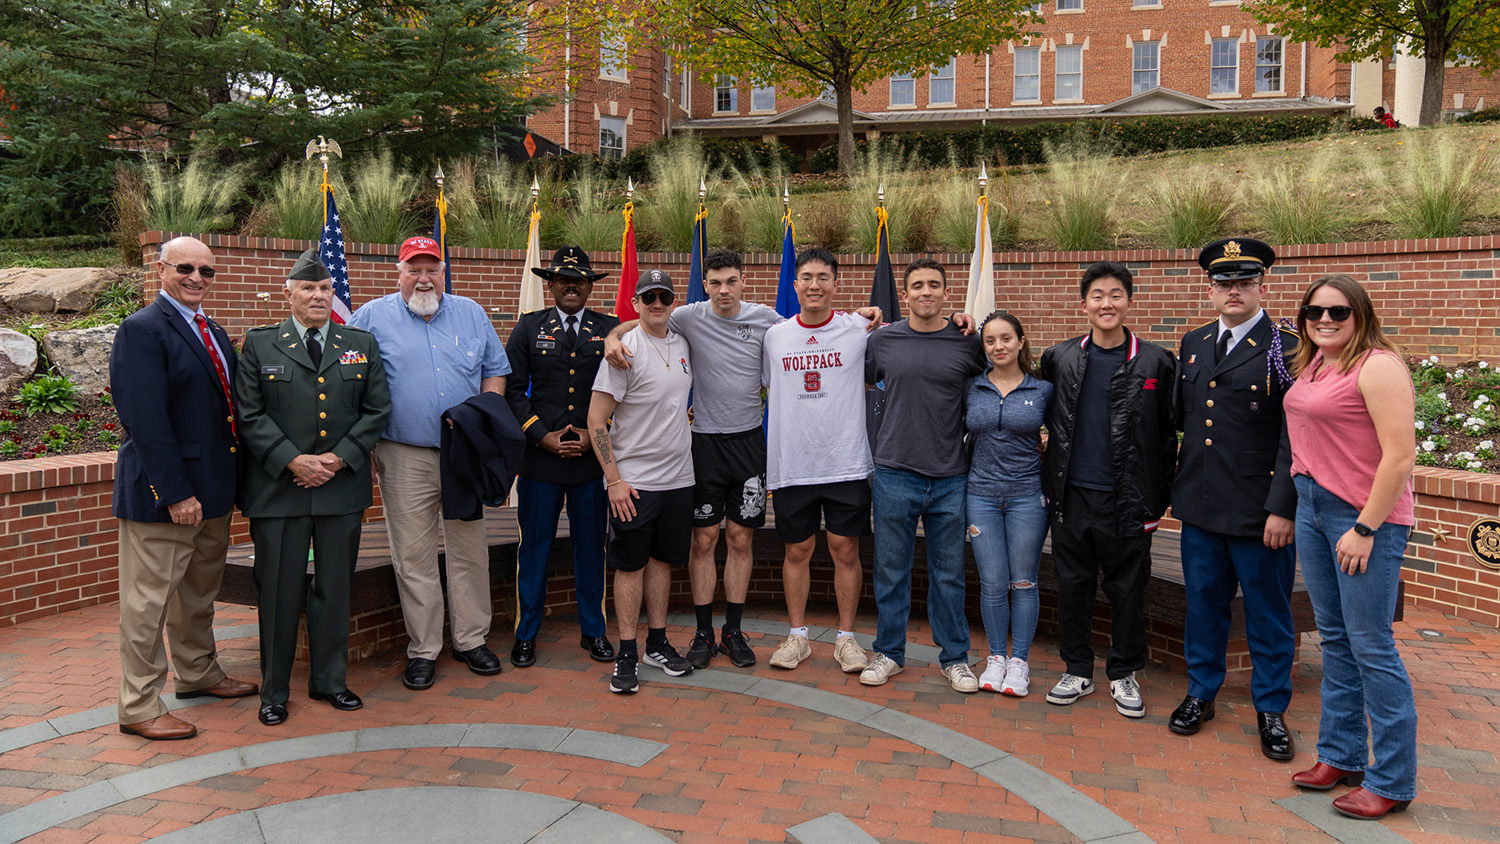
[1283,274,1418,820]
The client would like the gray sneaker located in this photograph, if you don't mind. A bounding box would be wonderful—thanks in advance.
[1110,673,1146,718]
[1045,673,1095,705]
[858,653,903,686]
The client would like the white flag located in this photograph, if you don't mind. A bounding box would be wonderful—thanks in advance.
[518,206,544,315]
[965,195,996,319]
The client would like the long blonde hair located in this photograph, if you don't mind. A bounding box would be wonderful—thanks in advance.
[1292,274,1400,375]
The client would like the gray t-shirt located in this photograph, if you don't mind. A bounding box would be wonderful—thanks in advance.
[668,301,783,434]
[865,319,986,478]
[591,326,695,491]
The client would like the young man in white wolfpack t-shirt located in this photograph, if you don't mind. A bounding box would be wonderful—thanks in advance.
[760,248,874,676]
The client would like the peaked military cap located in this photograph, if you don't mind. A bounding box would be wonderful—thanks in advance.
[287,247,330,282]
[1198,238,1276,282]
[531,245,609,282]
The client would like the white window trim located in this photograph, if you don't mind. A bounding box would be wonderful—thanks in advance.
[1013,47,1042,104]
[599,34,627,82]
[1210,38,1239,96]
[1255,36,1285,94]
[1132,41,1161,93]
[713,75,738,114]
[1055,45,1084,104]
[1056,0,1084,11]
[890,73,917,108]
[750,85,776,114]
[929,60,957,107]
[599,116,626,159]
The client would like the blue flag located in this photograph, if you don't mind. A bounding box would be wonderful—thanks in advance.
[433,191,452,294]
[320,187,353,324]
[775,212,800,319]
[686,204,708,304]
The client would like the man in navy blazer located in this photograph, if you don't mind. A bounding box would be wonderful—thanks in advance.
[111,236,258,741]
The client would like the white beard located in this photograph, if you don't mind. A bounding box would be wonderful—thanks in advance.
[408,289,440,317]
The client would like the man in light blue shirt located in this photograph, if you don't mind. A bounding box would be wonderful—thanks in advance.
[348,236,510,691]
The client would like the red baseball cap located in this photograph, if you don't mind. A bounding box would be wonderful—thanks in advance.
[399,236,443,263]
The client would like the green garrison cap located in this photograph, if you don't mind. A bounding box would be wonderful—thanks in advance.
[287,248,331,282]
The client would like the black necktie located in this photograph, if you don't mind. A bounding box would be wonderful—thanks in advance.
[1215,329,1231,364]
[565,315,578,346]
[306,328,322,366]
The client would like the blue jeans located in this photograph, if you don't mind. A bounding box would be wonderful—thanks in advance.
[1294,474,1417,802]
[872,466,970,667]
[965,490,1048,661]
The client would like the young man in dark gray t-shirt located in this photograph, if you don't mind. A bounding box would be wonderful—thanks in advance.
[861,258,985,693]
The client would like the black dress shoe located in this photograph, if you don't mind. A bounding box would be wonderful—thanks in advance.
[309,690,363,711]
[454,644,504,675]
[258,704,288,726]
[581,635,615,662]
[1168,696,1215,735]
[403,657,436,690]
[510,639,537,668]
[1258,711,1296,761]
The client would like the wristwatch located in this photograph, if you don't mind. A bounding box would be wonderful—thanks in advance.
[1353,521,1375,537]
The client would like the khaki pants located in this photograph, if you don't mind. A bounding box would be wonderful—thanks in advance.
[377,439,492,658]
[117,515,232,724]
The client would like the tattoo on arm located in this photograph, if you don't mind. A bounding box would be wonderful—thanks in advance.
[593,427,613,466]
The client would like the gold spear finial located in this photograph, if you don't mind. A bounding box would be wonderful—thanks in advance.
[698,176,706,202]
[783,181,790,212]
[434,161,445,189]
[626,177,634,201]
[878,182,886,207]
[978,161,988,195]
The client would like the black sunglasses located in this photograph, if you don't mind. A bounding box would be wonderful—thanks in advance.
[1301,305,1353,322]
[637,290,674,306]
[163,261,217,278]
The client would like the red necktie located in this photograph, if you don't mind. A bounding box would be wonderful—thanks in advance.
[195,315,237,438]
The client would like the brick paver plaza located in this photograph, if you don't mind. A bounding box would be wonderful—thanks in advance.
[0,597,1496,843]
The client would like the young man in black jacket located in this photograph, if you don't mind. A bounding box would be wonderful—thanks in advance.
[1037,261,1179,718]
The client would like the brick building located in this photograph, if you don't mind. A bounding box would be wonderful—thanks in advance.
[524,1,1499,165]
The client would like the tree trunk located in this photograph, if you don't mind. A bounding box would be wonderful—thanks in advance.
[836,76,856,175]
[1420,47,1448,126]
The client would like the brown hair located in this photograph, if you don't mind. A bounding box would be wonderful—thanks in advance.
[980,311,1036,375]
[1291,273,1400,375]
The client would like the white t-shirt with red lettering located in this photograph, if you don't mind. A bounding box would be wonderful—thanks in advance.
[761,311,873,490]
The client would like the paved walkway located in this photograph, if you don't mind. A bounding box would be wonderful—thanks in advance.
[0,600,1496,844]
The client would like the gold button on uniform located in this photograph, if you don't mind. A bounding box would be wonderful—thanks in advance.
[230,446,236,453]
[1251,384,1258,391]
[318,376,325,384]
[1206,400,1214,408]
[570,352,577,358]
[357,374,362,379]
[268,374,275,380]
[567,404,574,411]
[319,412,327,419]
[1205,438,1213,446]
[1208,380,1216,388]
[568,387,575,393]
[319,393,326,401]
[320,430,328,437]
[569,369,575,375]
[1206,419,1213,427]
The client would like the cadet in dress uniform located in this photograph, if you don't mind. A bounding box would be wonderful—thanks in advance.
[1170,237,1301,760]
[504,246,621,667]
[236,249,391,726]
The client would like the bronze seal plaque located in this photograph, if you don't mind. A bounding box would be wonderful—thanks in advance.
[1466,517,1500,570]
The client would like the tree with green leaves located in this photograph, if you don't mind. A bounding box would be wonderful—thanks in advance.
[648,0,1040,173]
[0,0,543,237]
[1249,0,1500,126]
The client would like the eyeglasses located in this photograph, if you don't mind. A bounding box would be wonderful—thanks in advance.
[1301,305,1354,322]
[163,261,216,278]
[637,290,674,306]
[1210,280,1261,293]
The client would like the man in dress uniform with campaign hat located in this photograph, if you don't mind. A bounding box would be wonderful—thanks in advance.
[504,246,620,667]
[236,248,391,726]
[1170,237,1301,760]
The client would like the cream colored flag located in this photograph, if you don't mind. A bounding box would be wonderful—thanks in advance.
[518,204,544,314]
[965,195,996,319]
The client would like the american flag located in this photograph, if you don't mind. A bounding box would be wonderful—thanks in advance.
[320,188,353,324]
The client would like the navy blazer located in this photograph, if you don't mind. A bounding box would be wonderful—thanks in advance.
[440,391,527,522]
[110,295,240,522]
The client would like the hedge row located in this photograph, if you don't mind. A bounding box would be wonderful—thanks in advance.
[528,136,800,182]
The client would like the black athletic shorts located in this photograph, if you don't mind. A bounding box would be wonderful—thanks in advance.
[608,486,693,572]
[771,479,872,544]
[691,428,768,528]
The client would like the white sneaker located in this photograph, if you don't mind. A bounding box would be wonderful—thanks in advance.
[1110,673,1146,718]
[834,637,869,673]
[1000,658,1030,697]
[769,635,811,669]
[978,655,1008,692]
[942,662,980,694]
[858,653,903,686]
[1046,673,1095,705]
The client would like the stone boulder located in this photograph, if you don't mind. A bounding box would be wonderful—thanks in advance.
[42,325,118,396]
[0,328,40,395]
[0,267,124,313]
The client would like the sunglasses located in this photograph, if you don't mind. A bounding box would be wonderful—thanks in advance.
[637,290,674,306]
[163,261,217,278]
[1301,305,1354,322]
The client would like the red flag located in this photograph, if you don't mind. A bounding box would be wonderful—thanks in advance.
[614,201,639,320]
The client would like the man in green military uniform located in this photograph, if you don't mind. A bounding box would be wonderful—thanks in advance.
[236,249,392,727]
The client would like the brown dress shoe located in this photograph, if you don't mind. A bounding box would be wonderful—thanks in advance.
[119,713,197,741]
[1291,762,1364,790]
[174,676,259,700]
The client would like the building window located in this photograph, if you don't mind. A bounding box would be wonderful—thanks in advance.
[930,58,956,105]
[1055,45,1083,100]
[891,72,916,107]
[1014,47,1041,101]
[1028,0,1043,11]
[1058,0,1082,10]
[751,85,775,111]
[599,116,625,159]
[664,55,671,95]
[1210,38,1239,94]
[1132,41,1160,94]
[680,68,690,109]
[714,75,738,112]
[600,33,626,80]
[1132,0,1156,5]
[1256,36,1283,92]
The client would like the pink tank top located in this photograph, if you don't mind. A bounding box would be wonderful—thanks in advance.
[1284,349,1415,525]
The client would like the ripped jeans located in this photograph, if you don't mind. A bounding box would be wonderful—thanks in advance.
[966,490,1049,660]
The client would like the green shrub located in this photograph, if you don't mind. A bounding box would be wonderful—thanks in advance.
[1457,108,1500,124]
[726,158,792,254]
[1247,158,1347,245]
[559,165,625,253]
[1043,138,1125,251]
[1150,176,1238,249]
[245,161,330,240]
[142,153,247,233]
[849,141,931,253]
[637,137,719,252]
[1377,133,1494,239]
[447,157,531,249]
[12,375,81,416]
[340,149,420,244]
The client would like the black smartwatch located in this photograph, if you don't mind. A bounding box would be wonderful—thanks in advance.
[1353,521,1375,537]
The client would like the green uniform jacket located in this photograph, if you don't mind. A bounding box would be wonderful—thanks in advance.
[236,318,392,518]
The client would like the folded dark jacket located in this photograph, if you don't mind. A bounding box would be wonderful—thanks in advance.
[440,392,526,521]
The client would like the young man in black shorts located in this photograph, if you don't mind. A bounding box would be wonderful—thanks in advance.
[588,270,696,693]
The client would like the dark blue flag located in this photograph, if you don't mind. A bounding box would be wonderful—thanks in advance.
[775,211,800,319]
[686,203,708,304]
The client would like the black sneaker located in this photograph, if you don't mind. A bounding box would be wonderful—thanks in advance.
[641,640,694,676]
[686,631,715,669]
[718,630,757,668]
[610,654,639,694]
